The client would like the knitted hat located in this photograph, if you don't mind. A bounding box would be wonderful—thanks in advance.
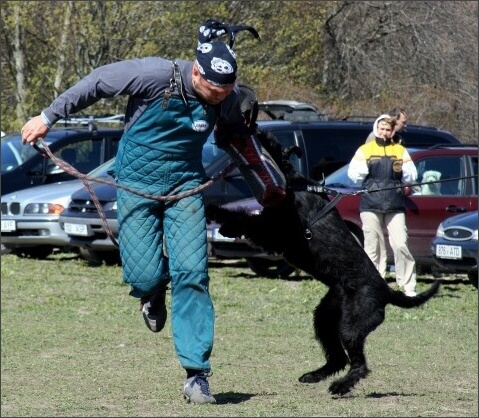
[196,19,259,86]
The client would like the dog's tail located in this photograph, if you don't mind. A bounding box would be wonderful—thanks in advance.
[388,280,440,308]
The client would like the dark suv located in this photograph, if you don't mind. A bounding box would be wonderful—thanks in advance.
[1,117,123,196]
[58,119,462,263]
[201,119,462,206]
[208,146,478,278]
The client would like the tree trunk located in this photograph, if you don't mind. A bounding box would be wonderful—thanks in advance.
[13,2,27,123]
[54,1,73,98]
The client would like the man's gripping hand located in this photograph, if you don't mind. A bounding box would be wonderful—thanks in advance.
[21,115,49,145]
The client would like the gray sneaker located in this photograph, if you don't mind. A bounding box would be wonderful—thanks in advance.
[140,287,168,333]
[183,372,216,404]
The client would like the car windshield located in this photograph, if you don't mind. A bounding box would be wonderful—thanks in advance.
[202,135,227,169]
[257,101,324,121]
[324,164,359,189]
[88,158,116,178]
[1,134,53,174]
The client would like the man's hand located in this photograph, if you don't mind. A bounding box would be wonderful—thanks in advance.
[21,115,49,145]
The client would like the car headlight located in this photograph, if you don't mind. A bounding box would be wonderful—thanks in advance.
[102,201,117,211]
[24,203,64,215]
[435,222,445,238]
[473,229,478,241]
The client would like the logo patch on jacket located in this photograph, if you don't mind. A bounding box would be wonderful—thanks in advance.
[393,160,403,172]
[192,120,209,132]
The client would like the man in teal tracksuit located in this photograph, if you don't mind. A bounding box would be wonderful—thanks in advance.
[21,20,286,404]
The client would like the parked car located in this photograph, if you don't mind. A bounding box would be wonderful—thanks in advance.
[1,158,116,260]
[208,146,478,277]
[58,119,464,263]
[1,116,123,196]
[431,211,478,288]
[257,100,326,121]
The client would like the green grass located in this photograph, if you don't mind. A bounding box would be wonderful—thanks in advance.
[1,252,477,417]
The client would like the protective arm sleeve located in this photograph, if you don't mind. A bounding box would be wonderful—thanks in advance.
[213,87,286,207]
[215,124,286,207]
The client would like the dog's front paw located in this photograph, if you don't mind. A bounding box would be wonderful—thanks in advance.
[328,377,354,396]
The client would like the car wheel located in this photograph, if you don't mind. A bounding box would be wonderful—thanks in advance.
[467,270,478,289]
[100,251,122,266]
[79,247,121,266]
[1,244,12,255]
[11,246,54,259]
[246,257,296,278]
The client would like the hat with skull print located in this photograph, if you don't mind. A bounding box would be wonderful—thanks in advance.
[196,19,260,86]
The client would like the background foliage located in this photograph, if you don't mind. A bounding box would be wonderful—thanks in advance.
[1,1,477,143]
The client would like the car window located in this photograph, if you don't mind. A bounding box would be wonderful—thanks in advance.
[257,103,322,121]
[88,158,116,177]
[302,128,369,179]
[45,138,105,175]
[471,155,478,186]
[413,155,463,196]
[202,130,300,172]
[282,110,320,122]
[269,130,301,171]
[1,141,20,173]
[1,134,48,173]
[325,164,358,189]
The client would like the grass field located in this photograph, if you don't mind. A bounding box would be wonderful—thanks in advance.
[1,252,477,417]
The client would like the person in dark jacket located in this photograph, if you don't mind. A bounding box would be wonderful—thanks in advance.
[348,114,418,296]
[20,19,286,404]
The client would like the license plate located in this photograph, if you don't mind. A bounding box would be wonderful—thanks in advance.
[64,223,90,237]
[212,228,235,242]
[1,220,16,232]
[436,244,462,260]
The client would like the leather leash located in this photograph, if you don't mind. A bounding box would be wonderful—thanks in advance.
[33,137,236,248]
[33,138,477,244]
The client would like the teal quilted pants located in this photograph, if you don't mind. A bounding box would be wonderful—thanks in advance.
[117,160,214,372]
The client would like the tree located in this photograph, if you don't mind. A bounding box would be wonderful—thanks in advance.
[318,1,478,142]
[1,1,477,143]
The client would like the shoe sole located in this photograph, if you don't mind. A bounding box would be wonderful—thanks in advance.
[142,308,167,333]
[183,393,216,404]
[141,288,168,332]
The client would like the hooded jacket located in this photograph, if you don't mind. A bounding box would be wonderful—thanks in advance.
[348,115,417,213]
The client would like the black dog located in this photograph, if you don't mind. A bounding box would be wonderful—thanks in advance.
[206,131,440,396]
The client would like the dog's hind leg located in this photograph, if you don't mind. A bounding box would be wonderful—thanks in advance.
[327,338,369,395]
[328,297,386,395]
[299,289,349,384]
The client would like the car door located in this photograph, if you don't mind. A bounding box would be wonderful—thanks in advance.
[403,153,477,264]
